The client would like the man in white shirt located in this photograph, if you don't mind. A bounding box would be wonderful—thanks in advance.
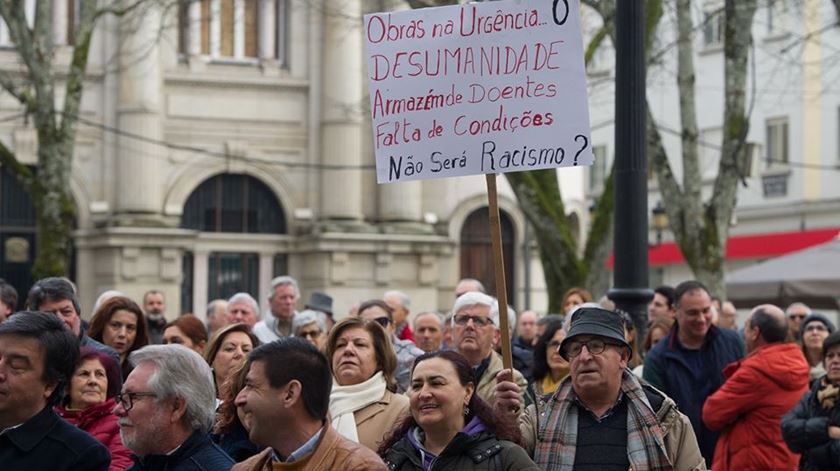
[252,276,300,343]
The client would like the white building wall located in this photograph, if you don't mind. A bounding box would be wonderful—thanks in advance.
[583,0,840,293]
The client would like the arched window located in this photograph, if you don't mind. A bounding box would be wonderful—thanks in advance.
[180,174,286,308]
[181,173,286,234]
[459,207,515,304]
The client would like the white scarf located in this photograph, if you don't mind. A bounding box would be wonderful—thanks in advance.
[329,371,387,443]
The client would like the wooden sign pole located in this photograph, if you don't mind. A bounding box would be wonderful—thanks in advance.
[485,173,513,371]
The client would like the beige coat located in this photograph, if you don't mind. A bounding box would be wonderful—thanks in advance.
[518,383,707,470]
[232,420,387,471]
[353,389,410,452]
[475,350,528,407]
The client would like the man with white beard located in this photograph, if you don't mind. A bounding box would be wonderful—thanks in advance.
[115,345,233,470]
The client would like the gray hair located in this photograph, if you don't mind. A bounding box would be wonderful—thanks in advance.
[227,292,259,316]
[490,300,516,331]
[93,290,125,313]
[206,299,227,318]
[267,276,300,300]
[384,290,411,309]
[414,311,445,330]
[458,278,486,293]
[452,292,496,325]
[129,345,216,432]
[292,309,327,334]
[785,302,812,316]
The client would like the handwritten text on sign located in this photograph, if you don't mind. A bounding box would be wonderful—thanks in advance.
[365,0,592,183]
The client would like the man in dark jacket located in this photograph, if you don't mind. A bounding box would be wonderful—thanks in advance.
[115,344,233,470]
[0,311,110,470]
[26,277,119,364]
[643,280,744,467]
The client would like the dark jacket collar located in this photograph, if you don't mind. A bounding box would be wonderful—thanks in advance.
[385,430,504,469]
[2,406,60,452]
[665,322,721,352]
[131,430,209,469]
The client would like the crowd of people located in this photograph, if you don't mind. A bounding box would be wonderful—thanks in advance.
[0,274,838,470]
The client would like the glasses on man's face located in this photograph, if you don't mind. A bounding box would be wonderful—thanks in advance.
[453,314,493,327]
[298,329,322,339]
[562,338,620,358]
[116,391,157,412]
[789,314,806,321]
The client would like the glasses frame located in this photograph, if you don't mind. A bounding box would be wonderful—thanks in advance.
[453,314,493,327]
[297,329,322,339]
[116,391,158,412]
[562,338,622,359]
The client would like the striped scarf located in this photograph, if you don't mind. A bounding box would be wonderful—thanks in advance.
[534,370,673,471]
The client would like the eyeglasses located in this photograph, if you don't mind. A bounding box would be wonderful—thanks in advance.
[453,314,493,327]
[116,391,157,412]
[789,314,807,320]
[298,329,322,339]
[562,339,621,358]
[370,316,390,328]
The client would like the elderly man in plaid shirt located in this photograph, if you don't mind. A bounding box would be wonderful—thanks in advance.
[495,306,706,470]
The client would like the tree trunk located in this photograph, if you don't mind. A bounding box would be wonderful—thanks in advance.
[505,170,586,313]
[31,136,76,278]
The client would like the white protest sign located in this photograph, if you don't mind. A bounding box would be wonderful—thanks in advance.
[365,0,593,184]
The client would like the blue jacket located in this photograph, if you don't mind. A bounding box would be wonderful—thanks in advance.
[643,324,743,467]
[0,406,110,471]
[127,430,234,471]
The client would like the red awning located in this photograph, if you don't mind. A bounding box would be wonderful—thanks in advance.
[607,228,840,267]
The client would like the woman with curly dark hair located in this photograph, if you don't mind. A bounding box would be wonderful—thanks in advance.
[379,350,538,470]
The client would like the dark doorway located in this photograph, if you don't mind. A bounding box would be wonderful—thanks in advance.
[0,166,36,309]
[459,207,515,305]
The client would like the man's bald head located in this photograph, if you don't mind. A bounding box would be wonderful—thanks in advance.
[746,304,788,351]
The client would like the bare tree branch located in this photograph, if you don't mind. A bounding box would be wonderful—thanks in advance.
[675,0,702,227]
[0,138,34,190]
[0,70,33,107]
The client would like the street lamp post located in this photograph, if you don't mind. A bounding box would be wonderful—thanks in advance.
[608,0,652,349]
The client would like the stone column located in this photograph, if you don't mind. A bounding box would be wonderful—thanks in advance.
[258,0,276,61]
[258,252,274,313]
[53,0,68,46]
[319,0,364,224]
[379,180,423,226]
[193,250,209,319]
[188,0,201,56]
[115,6,165,218]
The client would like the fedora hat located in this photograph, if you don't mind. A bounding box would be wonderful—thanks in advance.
[305,291,333,316]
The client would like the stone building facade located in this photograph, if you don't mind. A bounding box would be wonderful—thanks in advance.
[0,1,589,321]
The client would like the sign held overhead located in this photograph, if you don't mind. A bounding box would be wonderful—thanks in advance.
[365,0,593,183]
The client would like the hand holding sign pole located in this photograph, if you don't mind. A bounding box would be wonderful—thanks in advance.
[365,0,591,371]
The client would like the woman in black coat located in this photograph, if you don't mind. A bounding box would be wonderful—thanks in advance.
[782,330,840,470]
[378,350,538,471]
